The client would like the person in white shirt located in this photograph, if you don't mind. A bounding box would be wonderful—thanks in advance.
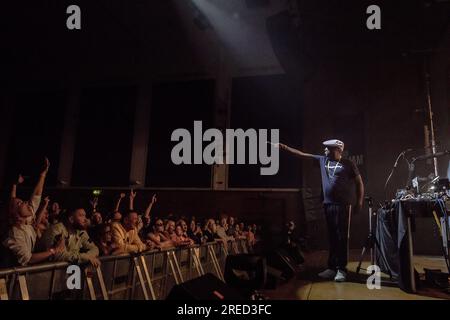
[2,158,64,267]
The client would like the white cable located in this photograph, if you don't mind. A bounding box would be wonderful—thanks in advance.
[384,151,405,191]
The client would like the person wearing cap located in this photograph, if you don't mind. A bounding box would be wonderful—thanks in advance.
[277,139,364,282]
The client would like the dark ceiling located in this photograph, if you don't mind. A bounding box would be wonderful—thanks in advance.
[2,0,450,87]
[294,0,450,57]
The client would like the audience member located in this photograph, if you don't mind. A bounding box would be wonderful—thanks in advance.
[41,207,100,267]
[163,219,176,239]
[111,193,125,224]
[245,225,256,246]
[147,219,173,248]
[2,159,59,267]
[92,223,119,256]
[49,201,62,225]
[171,225,194,246]
[0,156,262,271]
[188,219,203,244]
[139,194,156,238]
[174,219,194,246]
[35,196,51,239]
[111,210,149,254]
[216,217,234,242]
[227,216,236,237]
[203,219,220,243]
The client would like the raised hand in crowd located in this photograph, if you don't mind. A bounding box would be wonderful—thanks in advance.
[33,157,50,198]
[113,192,126,214]
[144,193,157,220]
[10,174,25,207]
[129,189,137,210]
[90,197,99,213]
[2,158,53,267]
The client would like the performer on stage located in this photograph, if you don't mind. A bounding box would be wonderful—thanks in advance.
[277,139,364,282]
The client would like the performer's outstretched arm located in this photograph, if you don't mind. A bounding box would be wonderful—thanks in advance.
[278,143,316,159]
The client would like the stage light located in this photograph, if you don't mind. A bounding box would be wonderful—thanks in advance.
[184,0,285,68]
[189,0,249,59]
[188,1,212,30]
[92,189,102,196]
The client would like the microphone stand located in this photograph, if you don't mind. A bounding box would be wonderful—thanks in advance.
[384,149,411,197]
[424,56,439,177]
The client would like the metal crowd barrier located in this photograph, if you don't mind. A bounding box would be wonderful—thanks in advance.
[0,239,251,300]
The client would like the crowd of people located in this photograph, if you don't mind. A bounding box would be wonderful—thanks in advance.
[0,159,260,269]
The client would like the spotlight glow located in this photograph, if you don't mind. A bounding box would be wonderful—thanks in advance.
[189,0,284,68]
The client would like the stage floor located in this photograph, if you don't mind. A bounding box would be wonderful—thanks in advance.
[264,250,450,300]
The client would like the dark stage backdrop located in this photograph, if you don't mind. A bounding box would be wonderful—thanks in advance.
[229,75,303,188]
[146,80,215,188]
[334,113,366,181]
[6,91,66,187]
[71,86,136,187]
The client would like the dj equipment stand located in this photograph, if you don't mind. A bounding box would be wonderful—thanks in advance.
[356,197,392,279]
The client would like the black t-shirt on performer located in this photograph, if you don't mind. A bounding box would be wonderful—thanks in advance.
[313,155,360,205]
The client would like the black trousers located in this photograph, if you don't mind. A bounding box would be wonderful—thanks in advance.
[324,204,351,271]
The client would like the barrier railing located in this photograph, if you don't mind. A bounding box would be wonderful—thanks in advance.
[0,239,251,300]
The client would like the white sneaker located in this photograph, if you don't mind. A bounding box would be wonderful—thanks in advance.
[334,270,347,282]
[318,269,336,279]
